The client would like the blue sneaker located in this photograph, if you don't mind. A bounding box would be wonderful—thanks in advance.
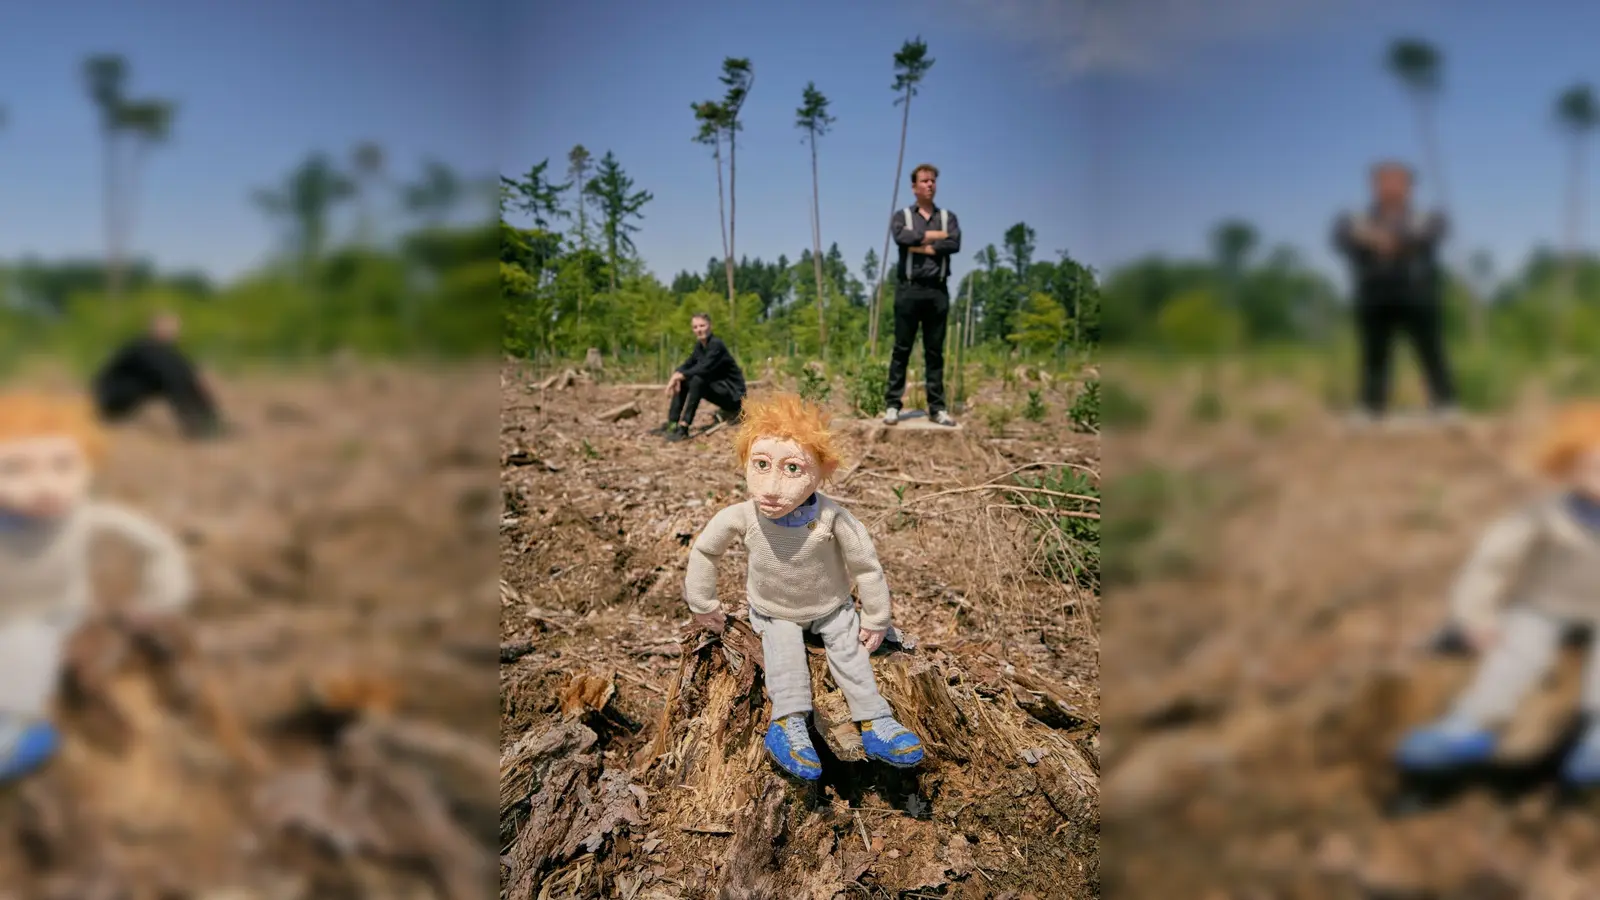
[1561,726,1600,786]
[764,714,822,781]
[0,719,59,783]
[861,716,924,768]
[1394,719,1495,772]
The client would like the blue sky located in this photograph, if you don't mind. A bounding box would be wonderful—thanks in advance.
[509,0,1085,289]
[7,1,1595,293]
[0,0,500,282]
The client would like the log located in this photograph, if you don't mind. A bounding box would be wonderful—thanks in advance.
[596,401,640,423]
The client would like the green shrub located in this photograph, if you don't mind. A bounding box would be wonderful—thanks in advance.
[1024,389,1047,422]
[797,365,831,404]
[848,362,888,417]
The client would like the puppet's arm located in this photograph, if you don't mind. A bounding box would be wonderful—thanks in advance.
[833,508,892,633]
[684,503,748,617]
[1449,507,1540,636]
[88,500,194,613]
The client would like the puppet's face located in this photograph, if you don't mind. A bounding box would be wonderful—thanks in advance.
[1572,447,1600,500]
[746,436,822,519]
[0,434,92,520]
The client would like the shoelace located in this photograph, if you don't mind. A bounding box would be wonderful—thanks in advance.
[0,717,27,761]
[867,716,909,741]
[782,715,812,749]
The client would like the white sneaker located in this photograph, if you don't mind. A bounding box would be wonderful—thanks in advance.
[933,410,956,427]
[1344,410,1379,431]
[883,407,900,426]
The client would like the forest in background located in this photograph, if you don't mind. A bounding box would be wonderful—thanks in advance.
[0,53,498,377]
[501,42,1099,391]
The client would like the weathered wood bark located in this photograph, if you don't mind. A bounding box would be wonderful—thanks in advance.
[632,617,1098,898]
[596,401,640,423]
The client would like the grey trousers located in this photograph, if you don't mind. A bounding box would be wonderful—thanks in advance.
[749,603,894,723]
[1451,606,1600,726]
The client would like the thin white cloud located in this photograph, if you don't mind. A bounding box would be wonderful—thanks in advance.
[933,0,1401,82]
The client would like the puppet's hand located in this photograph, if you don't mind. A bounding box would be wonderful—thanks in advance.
[859,628,885,653]
[692,610,726,634]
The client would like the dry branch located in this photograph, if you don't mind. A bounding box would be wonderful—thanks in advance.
[597,401,641,423]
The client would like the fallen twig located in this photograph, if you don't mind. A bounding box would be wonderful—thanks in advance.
[500,640,536,664]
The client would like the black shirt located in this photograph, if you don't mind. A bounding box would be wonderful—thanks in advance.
[1332,205,1448,303]
[890,204,962,284]
[676,334,746,393]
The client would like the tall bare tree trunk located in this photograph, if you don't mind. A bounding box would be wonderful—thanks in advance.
[809,131,827,358]
[122,141,147,287]
[103,125,124,301]
[1564,134,1587,321]
[871,90,914,356]
[576,171,588,330]
[966,271,979,347]
[1415,96,1481,344]
[715,138,734,337]
[727,125,739,355]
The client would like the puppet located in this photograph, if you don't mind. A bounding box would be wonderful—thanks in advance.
[0,391,193,783]
[1397,401,1600,784]
[684,393,923,780]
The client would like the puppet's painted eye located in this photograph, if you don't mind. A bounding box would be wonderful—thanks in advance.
[754,460,768,470]
[785,463,800,475]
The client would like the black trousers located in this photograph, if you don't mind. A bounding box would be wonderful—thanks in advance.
[669,375,742,427]
[1354,298,1456,414]
[885,280,951,413]
[92,342,220,434]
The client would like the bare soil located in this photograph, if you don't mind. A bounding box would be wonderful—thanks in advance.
[500,363,1100,899]
[1102,367,1600,898]
[0,362,501,899]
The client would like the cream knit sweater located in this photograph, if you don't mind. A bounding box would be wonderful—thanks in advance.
[1450,491,1600,632]
[685,493,893,632]
[0,499,193,627]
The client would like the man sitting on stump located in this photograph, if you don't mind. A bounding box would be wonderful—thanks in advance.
[659,313,745,443]
[91,312,227,440]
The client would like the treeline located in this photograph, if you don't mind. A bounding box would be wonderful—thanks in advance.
[1101,218,1600,357]
[499,166,1097,366]
[500,39,1098,370]
[0,53,497,372]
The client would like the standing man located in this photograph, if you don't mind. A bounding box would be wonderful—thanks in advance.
[660,312,746,443]
[1331,160,1458,426]
[883,163,961,426]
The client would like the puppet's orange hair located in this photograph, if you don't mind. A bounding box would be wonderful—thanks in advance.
[1528,401,1600,478]
[0,391,107,464]
[734,392,842,478]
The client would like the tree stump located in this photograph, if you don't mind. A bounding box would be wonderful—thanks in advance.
[630,616,1098,898]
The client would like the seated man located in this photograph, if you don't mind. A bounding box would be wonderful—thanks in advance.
[659,312,745,443]
[91,312,226,440]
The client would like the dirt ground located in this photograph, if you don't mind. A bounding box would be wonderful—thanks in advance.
[1102,364,1600,899]
[0,361,501,899]
[500,362,1100,899]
